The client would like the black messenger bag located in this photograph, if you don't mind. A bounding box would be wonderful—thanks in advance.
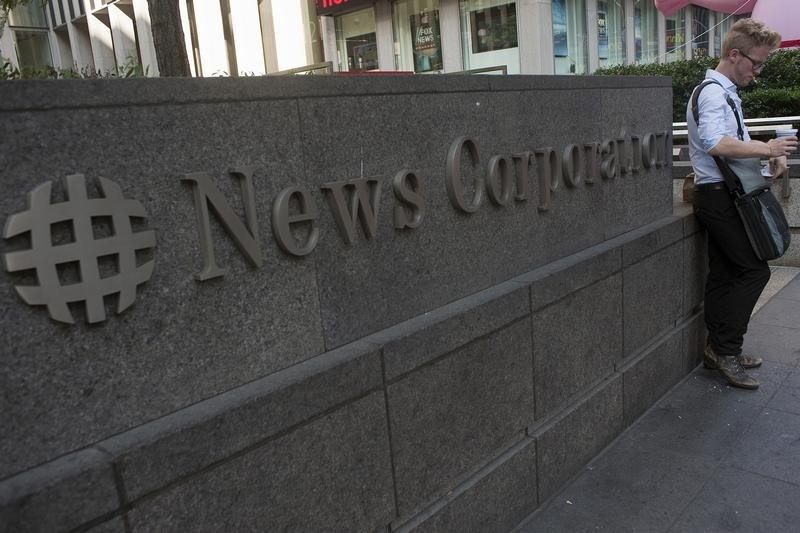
[691,79,791,261]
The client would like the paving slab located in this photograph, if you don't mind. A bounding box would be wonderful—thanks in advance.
[513,267,800,532]
[668,468,800,533]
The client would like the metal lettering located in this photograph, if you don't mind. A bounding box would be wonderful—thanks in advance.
[616,137,632,175]
[655,131,669,168]
[641,133,657,169]
[511,151,532,201]
[535,147,560,212]
[445,136,484,213]
[271,185,319,256]
[181,167,262,281]
[321,178,381,245]
[583,142,600,185]
[629,135,642,174]
[600,140,618,180]
[486,155,514,206]
[561,144,582,188]
[393,170,425,229]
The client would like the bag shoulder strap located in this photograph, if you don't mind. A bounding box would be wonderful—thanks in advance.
[689,78,745,195]
[691,79,744,140]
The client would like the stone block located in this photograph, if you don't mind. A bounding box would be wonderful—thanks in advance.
[1,99,326,478]
[102,342,382,500]
[400,439,537,533]
[620,217,683,267]
[684,312,707,372]
[678,205,703,236]
[127,393,394,532]
[524,244,621,311]
[372,280,529,380]
[684,232,708,315]
[599,87,674,239]
[533,374,624,503]
[532,274,623,419]
[623,242,684,357]
[620,329,684,425]
[386,319,534,516]
[301,87,613,348]
[86,517,127,532]
[0,448,119,533]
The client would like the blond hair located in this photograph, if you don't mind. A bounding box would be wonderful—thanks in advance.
[722,18,781,57]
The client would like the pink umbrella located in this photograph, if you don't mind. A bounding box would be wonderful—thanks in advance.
[752,0,800,48]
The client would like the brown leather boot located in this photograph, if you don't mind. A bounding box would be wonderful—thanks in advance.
[703,344,763,369]
[718,356,760,389]
[702,344,720,369]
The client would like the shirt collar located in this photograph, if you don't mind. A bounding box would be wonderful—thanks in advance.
[706,68,737,95]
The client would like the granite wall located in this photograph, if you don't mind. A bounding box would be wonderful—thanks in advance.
[0,75,704,531]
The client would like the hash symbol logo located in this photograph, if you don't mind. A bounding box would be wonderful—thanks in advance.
[2,174,156,324]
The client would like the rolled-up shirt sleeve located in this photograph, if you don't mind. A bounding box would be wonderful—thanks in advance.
[696,85,731,152]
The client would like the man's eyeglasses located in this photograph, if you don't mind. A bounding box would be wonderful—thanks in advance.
[738,50,765,72]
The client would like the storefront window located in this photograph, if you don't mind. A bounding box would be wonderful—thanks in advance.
[552,0,588,74]
[334,7,378,72]
[633,0,658,64]
[459,0,520,74]
[392,0,443,73]
[597,0,625,68]
[691,6,709,59]
[665,9,686,62]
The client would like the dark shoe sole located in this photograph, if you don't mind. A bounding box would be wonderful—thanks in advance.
[703,357,763,370]
[719,372,760,389]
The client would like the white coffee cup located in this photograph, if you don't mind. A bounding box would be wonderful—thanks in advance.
[775,128,798,138]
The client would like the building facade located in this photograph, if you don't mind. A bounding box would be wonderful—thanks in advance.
[1,0,750,76]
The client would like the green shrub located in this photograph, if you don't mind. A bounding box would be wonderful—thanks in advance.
[594,49,800,122]
[741,87,800,118]
[0,56,147,80]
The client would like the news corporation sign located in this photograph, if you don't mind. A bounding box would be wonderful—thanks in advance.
[2,132,670,325]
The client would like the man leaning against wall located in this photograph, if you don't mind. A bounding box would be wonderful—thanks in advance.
[687,18,798,389]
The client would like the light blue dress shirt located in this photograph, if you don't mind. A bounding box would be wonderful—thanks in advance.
[687,69,752,185]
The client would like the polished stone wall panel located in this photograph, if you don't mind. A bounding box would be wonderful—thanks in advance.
[0,100,326,479]
[386,319,534,516]
[623,242,685,357]
[0,76,690,531]
[620,329,684,425]
[127,393,394,532]
[534,374,624,503]
[0,449,118,533]
[532,274,623,419]
[406,439,538,533]
[103,342,382,500]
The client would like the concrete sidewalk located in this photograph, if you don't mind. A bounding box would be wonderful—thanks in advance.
[515,266,800,532]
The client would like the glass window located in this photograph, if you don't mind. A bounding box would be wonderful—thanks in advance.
[334,7,378,72]
[13,30,53,68]
[8,2,48,28]
[392,0,443,73]
[552,0,588,74]
[597,0,625,68]
[665,9,686,62]
[633,0,658,63]
[459,0,519,74]
[691,6,709,59]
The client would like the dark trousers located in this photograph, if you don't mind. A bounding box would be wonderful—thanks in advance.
[693,186,770,357]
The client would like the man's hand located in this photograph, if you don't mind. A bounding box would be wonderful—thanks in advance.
[769,155,788,179]
[767,136,798,158]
